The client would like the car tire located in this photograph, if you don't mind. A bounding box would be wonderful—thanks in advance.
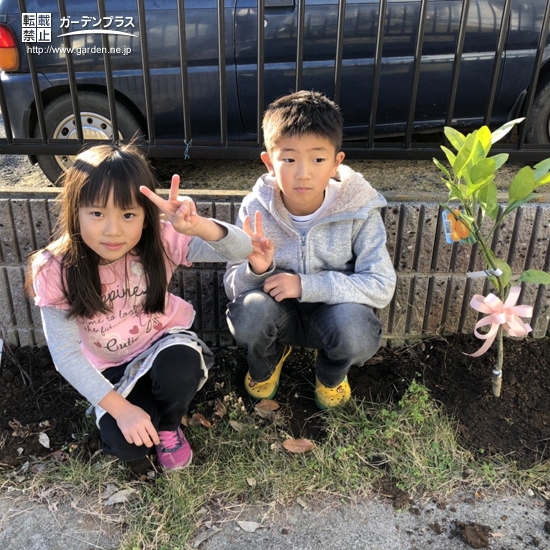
[526,81,550,144]
[34,92,143,185]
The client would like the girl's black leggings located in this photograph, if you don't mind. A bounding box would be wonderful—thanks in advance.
[98,344,204,461]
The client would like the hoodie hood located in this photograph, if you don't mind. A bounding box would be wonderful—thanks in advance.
[252,164,386,226]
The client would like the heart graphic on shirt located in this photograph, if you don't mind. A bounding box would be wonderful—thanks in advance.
[94,341,102,348]
[153,322,164,331]
[129,325,139,335]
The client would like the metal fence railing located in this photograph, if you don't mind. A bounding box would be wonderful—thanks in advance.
[2,0,550,168]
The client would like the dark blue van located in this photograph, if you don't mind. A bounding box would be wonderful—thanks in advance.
[1,0,550,182]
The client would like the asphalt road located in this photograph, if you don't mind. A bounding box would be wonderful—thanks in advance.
[1,489,549,549]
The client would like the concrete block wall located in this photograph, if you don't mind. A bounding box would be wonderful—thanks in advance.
[1,189,549,347]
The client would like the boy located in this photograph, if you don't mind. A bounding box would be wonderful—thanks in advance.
[224,90,396,408]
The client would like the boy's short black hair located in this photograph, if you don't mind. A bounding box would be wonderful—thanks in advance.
[262,90,343,153]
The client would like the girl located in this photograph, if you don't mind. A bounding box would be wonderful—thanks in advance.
[27,144,252,470]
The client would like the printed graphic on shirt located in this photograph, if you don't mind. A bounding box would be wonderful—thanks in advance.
[78,261,163,356]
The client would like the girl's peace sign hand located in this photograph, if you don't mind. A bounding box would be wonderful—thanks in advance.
[140,174,201,235]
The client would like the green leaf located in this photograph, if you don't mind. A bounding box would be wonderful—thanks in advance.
[467,175,495,197]
[477,125,492,156]
[487,259,512,292]
[519,269,550,285]
[534,172,550,189]
[454,131,479,179]
[466,157,496,198]
[478,181,498,221]
[446,181,467,203]
[443,126,466,151]
[489,153,509,171]
[433,158,451,180]
[491,117,525,144]
[440,146,456,169]
[533,157,550,181]
[470,157,496,184]
[529,158,550,192]
[503,194,536,217]
[508,166,535,204]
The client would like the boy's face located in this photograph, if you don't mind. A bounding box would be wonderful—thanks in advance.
[261,134,345,216]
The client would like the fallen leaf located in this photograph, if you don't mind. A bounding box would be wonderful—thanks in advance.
[257,399,280,411]
[102,483,120,499]
[214,401,227,419]
[236,521,262,533]
[193,525,220,548]
[229,420,243,432]
[9,419,29,438]
[254,399,280,418]
[282,438,315,454]
[246,477,257,488]
[297,497,308,509]
[192,413,212,428]
[181,415,189,427]
[103,488,137,506]
[38,432,50,449]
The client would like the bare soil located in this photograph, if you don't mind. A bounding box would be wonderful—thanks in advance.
[1,334,548,473]
[0,152,527,197]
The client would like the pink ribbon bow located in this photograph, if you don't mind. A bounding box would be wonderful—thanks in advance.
[466,286,533,357]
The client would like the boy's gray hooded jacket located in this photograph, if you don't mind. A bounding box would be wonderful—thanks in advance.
[224,164,396,309]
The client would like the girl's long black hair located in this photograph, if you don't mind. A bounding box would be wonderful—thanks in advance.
[28,144,168,319]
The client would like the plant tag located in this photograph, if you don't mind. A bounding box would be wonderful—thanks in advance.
[441,210,476,245]
[467,268,503,279]
[442,210,455,244]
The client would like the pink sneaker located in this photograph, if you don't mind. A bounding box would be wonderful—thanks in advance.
[156,427,193,470]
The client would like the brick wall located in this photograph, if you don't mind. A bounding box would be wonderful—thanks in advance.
[1,190,549,347]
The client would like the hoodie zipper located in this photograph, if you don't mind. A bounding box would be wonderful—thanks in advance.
[300,234,307,272]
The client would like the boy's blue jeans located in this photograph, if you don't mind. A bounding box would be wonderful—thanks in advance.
[226,290,383,387]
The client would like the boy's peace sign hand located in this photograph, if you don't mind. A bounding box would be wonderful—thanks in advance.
[140,174,201,235]
[244,210,274,274]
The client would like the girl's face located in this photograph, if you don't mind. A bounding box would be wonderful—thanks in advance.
[78,191,146,264]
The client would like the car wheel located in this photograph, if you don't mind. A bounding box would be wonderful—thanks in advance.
[526,81,550,144]
[35,92,143,185]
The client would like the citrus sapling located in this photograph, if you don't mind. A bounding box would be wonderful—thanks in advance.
[434,118,550,396]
